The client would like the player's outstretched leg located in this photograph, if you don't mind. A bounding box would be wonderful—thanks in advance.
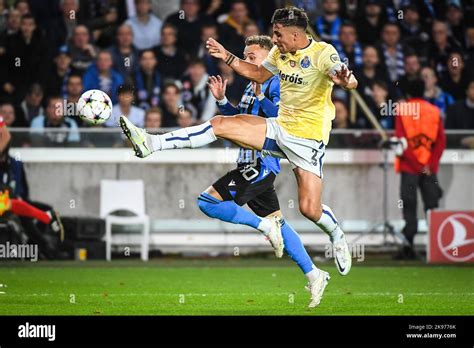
[119,114,266,158]
[197,192,284,258]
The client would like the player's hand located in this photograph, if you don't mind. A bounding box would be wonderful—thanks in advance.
[252,82,261,96]
[208,75,227,100]
[206,38,227,60]
[330,64,353,88]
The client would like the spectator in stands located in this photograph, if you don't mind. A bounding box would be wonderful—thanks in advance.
[398,53,421,96]
[15,83,45,127]
[125,0,162,50]
[333,99,350,129]
[47,0,84,54]
[0,102,16,126]
[446,2,464,48]
[47,46,73,99]
[15,0,30,16]
[314,0,342,45]
[0,0,6,33]
[181,58,217,122]
[134,49,161,109]
[3,8,21,36]
[109,24,139,84]
[144,107,162,130]
[106,84,145,128]
[153,23,187,82]
[64,74,83,123]
[430,20,461,78]
[219,0,250,57]
[176,108,194,128]
[377,23,405,84]
[243,20,260,38]
[160,82,182,127]
[394,79,445,260]
[421,66,455,120]
[81,0,123,48]
[440,51,471,100]
[217,59,247,106]
[335,22,363,70]
[165,0,211,58]
[0,14,49,103]
[68,25,97,75]
[369,80,393,129]
[82,50,124,104]
[399,4,430,65]
[30,96,80,146]
[355,0,386,46]
[197,23,219,77]
[466,26,474,63]
[446,80,474,129]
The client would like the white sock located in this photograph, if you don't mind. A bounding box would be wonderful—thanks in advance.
[257,217,271,235]
[316,204,344,243]
[150,121,217,152]
[305,265,321,283]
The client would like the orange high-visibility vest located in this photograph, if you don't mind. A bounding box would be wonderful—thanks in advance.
[395,99,440,172]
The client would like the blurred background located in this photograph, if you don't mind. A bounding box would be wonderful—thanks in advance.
[0,0,472,262]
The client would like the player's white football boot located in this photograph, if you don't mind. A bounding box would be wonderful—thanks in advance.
[266,216,284,258]
[306,270,330,308]
[119,115,152,158]
[332,233,352,276]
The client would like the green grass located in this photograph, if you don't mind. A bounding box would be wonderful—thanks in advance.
[0,258,473,315]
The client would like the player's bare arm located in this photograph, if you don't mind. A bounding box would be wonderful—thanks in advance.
[206,38,273,84]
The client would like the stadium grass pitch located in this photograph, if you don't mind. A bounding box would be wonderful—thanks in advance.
[0,258,473,315]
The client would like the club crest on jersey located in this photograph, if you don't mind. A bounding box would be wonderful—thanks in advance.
[280,54,287,61]
[290,60,296,67]
[301,56,311,68]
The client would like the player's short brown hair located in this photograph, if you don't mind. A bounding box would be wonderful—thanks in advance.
[271,7,309,30]
[245,35,273,51]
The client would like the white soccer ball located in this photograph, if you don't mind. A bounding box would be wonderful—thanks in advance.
[77,89,113,125]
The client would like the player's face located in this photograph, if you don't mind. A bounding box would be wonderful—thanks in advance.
[243,44,269,66]
[272,24,297,54]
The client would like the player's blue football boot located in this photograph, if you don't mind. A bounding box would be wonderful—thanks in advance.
[119,115,152,158]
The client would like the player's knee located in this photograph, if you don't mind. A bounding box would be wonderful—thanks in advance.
[210,116,225,135]
[299,200,322,221]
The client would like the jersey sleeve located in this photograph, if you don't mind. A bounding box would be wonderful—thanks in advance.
[317,43,343,75]
[261,46,279,75]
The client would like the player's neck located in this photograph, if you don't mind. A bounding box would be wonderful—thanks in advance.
[290,36,311,55]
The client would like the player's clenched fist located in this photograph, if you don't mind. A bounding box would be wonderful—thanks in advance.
[207,75,228,100]
[206,38,227,60]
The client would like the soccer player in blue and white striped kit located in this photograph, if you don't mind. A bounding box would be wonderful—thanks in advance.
[196,35,321,300]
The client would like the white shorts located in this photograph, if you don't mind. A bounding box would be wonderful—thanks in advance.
[261,118,326,178]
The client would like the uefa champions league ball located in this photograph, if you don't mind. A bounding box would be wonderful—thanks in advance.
[77,89,113,125]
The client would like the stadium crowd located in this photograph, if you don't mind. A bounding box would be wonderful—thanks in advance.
[0,0,473,146]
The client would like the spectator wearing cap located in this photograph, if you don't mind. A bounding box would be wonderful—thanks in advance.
[144,107,162,130]
[196,23,219,77]
[421,66,454,120]
[314,0,342,46]
[30,95,80,146]
[68,25,97,75]
[430,20,462,79]
[153,23,188,82]
[164,0,212,58]
[134,49,161,109]
[334,22,363,70]
[82,50,124,104]
[46,46,73,99]
[181,58,217,122]
[0,14,49,103]
[355,0,386,46]
[105,84,145,128]
[109,24,139,84]
[377,23,405,83]
[440,51,472,100]
[446,80,474,129]
[125,0,162,51]
[219,1,251,57]
[15,83,45,127]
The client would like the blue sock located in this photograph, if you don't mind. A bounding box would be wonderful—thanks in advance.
[197,193,262,230]
[281,220,315,274]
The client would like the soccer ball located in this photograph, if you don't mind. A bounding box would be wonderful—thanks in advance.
[77,89,113,125]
